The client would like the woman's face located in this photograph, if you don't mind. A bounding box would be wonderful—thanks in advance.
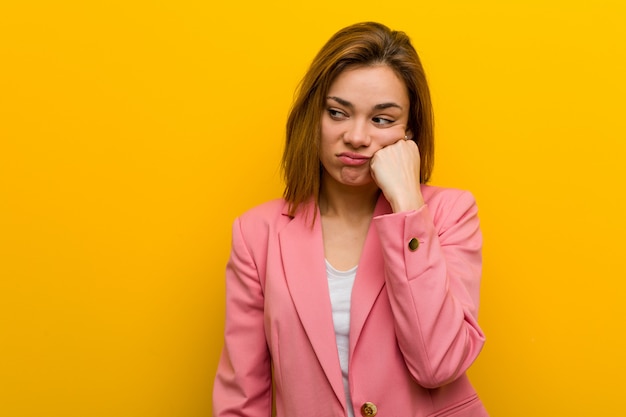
[320,65,410,190]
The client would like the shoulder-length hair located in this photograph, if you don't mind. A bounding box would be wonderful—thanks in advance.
[282,21,434,217]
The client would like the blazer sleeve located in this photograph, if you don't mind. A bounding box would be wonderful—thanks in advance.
[373,189,485,389]
[213,217,272,417]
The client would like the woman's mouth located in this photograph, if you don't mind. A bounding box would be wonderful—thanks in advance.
[337,152,371,166]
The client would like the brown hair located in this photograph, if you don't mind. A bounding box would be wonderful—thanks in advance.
[282,21,434,216]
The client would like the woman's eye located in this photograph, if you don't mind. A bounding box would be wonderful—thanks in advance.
[328,109,347,119]
[372,116,394,125]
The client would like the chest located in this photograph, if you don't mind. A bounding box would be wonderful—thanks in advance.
[321,216,372,271]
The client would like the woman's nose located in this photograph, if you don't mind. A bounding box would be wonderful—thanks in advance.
[342,120,371,147]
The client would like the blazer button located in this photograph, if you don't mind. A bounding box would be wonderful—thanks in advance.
[408,237,420,251]
[360,402,378,416]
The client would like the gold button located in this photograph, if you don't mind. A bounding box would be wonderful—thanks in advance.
[361,402,378,416]
[408,237,419,251]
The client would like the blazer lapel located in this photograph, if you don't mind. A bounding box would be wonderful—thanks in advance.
[349,195,391,354]
[278,202,346,408]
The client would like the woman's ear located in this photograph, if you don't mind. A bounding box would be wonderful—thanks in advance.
[405,130,414,140]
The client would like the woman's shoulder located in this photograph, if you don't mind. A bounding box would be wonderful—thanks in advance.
[243,198,287,215]
[235,198,292,233]
[420,184,478,218]
[421,184,475,202]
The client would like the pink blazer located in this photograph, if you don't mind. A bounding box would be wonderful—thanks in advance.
[213,185,488,417]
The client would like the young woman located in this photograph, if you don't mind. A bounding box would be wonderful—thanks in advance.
[213,21,488,417]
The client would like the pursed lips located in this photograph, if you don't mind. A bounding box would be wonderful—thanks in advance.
[337,152,371,166]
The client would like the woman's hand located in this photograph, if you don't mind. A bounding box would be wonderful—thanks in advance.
[370,137,425,213]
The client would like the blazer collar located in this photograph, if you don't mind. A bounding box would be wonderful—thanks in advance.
[278,199,345,407]
[278,195,392,409]
[349,195,391,353]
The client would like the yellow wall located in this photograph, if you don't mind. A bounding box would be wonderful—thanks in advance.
[1,1,625,415]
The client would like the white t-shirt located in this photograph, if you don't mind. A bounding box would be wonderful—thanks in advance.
[326,259,357,417]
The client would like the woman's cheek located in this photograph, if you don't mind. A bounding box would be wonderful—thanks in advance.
[377,128,405,146]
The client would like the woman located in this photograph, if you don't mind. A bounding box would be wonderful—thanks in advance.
[213,22,488,417]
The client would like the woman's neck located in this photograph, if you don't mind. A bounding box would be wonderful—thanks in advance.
[319,181,380,220]
[318,178,379,270]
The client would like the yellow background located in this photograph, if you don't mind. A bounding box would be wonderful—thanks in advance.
[1,1,625,415]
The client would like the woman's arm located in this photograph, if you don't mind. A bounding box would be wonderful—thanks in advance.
[373,189,485,389]
[213,217,272,417]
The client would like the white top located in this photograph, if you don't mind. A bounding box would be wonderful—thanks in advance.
[326,259,357,417]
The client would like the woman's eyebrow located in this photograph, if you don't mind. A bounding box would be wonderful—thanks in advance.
[327,96,403,111]
[327,96,353,108]
[374,102,403,110]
